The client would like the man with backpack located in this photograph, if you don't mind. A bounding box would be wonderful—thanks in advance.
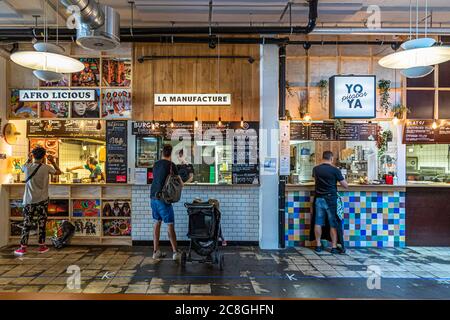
[151,144,183,261]
[14,147,62,256]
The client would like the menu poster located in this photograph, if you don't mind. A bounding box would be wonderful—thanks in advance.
[290,122,378,141]
[27,120,105,139]
[106,120,128,183]
[404,120,450,143]
[310,122,336,140]
[437,123,450,143]
[232,127,259,185]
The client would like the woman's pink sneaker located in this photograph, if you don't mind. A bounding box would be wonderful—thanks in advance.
[14,246,27,256]
[38,245,49,254]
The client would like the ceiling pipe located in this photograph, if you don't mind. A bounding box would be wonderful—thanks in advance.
[311,27,450,36]
[60,0,104,29]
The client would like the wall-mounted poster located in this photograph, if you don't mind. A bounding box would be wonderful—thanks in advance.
[29,139,59,163]
[39,74,69,87]
[73,219,101,236]
[72,199,101,217]
[40,101,70,118]
[71,89,100,118]
[102,89,132,118]
[102,200,131,217]
[103,219,131,237]
[102,58,131,87]
[71,58,100,87]
[9,89,38,119]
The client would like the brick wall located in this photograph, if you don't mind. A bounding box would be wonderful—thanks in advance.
[132,185,260,242]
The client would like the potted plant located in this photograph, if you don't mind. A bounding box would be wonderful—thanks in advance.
[318,79,328,110]
[334,119,345,136]
[376,127,393,157]
[391,103,409,119]
[378,79,392,115]
[297,91,309,119]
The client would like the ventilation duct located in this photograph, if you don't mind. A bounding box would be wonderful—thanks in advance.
[60,1,120,51]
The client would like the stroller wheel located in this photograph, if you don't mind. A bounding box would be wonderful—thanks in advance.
[181,252,187,268]
[218,253,224,271]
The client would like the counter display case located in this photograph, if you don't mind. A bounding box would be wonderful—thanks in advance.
[5,184,132,245]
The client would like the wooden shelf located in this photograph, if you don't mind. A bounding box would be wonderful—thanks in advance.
[5,184,133,246]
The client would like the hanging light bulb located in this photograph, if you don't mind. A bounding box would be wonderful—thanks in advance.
[96,120,102,130]
[170,118,175,128]
[151,121,156,130]
[240,116,244,128]
[194,117,199,128]
[393,116,400,126]
[432,120,438,130]
[218,117,222,126]
[302,114,313,127]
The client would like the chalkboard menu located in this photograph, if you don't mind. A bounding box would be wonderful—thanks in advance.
[404,120,450,143]
[290,122,378,141]
[27,120,105,139]
[232,128,259,185]
[106,120,128,183]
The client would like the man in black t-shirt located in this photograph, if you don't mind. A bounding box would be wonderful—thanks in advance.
[150,144,183,261]
[312,151,348,254]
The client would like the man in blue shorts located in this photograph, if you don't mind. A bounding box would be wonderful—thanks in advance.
[312,151,348,254]
[150,144,183,260]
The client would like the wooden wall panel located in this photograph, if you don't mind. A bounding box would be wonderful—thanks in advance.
[133,43,260,122]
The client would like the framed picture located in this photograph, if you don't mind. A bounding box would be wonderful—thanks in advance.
[101,89,132,119]
[102,58,131,87]
[10,221,23,237]
[29,139,59,164]
[102,200,131,217]
[39,74,69,87]
[72,199,101,217]
[71,58,100,87]
[48,200,69,217]
[40,101,70,118]
[103,219,131,237]
[46,220,65,238]
[10,200,24,217]
[71,89,100,118]
[9,89,38,119]
[73,219,101,236]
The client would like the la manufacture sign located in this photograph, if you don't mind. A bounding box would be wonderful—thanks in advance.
[19,89,96,102]
[154,94,231,106]
[329,75,376,119]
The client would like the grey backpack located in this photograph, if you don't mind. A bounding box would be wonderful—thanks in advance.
[161,164,183,204]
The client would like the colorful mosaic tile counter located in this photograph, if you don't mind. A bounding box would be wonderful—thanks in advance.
[285,185,406,248]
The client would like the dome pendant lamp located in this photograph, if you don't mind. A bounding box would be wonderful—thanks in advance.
[378,0,450,77]
[10,0,84,80]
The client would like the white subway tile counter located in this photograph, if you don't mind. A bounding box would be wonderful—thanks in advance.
[131,185,260,242]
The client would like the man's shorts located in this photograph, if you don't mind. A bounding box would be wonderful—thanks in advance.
[151,199,175,224]
[315,197,338,228]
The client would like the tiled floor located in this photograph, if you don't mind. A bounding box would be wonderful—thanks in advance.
[1,245,450,298]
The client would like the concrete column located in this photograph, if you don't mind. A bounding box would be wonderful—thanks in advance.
[259,44,280,249]
[0,56,9,248]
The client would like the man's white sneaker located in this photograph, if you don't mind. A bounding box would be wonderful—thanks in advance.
[172,251,182,261]
[152,250,166,259]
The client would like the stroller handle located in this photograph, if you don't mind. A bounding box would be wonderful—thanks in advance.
[184,202,215,210]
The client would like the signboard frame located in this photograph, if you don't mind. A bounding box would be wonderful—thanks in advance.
[329,75,377,119]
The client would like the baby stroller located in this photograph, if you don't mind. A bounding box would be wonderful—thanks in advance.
[181,199,224,270]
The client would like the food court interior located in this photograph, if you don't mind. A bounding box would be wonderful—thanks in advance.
[0,0,450,299]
